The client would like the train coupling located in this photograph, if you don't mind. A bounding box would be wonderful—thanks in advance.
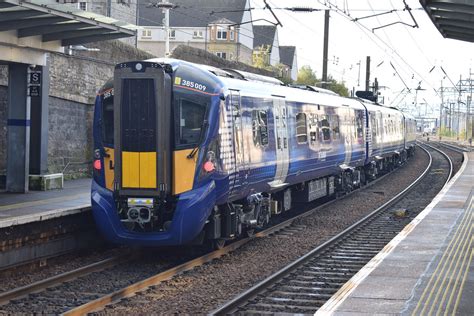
[123,198,154,226]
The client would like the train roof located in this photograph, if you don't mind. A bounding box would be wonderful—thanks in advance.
[138,58,409,116]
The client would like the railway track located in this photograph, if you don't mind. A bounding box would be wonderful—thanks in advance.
[210,144,453,315]
[0,148,431,315]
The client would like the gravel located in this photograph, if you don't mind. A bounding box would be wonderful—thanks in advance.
[99,148,434,315]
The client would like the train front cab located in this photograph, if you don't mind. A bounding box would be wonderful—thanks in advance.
[91,61,220,246]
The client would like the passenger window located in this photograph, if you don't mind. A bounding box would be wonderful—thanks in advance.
[101,93,114,145]
[356,112,364,138]
[252,110,269,147]
[177,99,206,146]
[296,113,308,144]
[320,117,331,141]
[371,115,377,137]
[331,116,340,140]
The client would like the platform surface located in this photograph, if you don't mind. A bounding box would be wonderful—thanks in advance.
[318,150,473,315]
[0,178,91,228]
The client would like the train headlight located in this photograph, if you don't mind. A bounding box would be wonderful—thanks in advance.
[204,151,216,173]
[203,161,215,172]
[93,159,102,171]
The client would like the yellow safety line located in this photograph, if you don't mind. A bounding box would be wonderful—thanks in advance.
[413,197,473,315]
[442,199,473,315]
[420,210,471,315]
[448,196,474,315]
[435,213,472,315]
[0,192,90,212]
[443,233,473,315]
[413,204,471,315]
[452,246,473,314]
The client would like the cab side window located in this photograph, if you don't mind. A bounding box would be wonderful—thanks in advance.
[176,98,206,146]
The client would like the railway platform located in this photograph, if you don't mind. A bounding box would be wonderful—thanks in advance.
[0,178,96,270]
[0,178,91,229]
[318,150,473,315]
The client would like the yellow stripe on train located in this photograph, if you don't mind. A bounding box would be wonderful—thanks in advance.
[172,149,198,195]
[107,149,197,194]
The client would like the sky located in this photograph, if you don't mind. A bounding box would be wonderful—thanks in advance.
[251,0,474,118]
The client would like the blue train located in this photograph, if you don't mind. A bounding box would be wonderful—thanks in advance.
[91,58,416,248]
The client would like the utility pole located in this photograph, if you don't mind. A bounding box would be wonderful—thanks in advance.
[322,10,329,89]
[157,0,174,57]
[469,70,473,141]
[365,56,370,91]
[357,60,361,87]
[440,80,444,135]
[457,75,462,140]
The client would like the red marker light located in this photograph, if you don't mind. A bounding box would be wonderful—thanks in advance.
[203,161,215,172]
[93,159,102,171]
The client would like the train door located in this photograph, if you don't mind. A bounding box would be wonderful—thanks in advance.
[114,61,171,198]
[270,97,289,187]
[343,113,353,165]
[229,90,249,197]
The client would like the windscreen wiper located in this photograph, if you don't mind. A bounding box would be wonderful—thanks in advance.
[187,120,208,159]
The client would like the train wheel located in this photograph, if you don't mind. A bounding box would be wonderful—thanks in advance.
[246,229,255,237]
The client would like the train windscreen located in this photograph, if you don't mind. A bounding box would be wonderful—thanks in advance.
[121,78,157,152]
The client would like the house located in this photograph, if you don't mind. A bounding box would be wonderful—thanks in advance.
[49,0,137,46]
[279,46,298,81]
[137,0,254,63]
[253,25,280,67]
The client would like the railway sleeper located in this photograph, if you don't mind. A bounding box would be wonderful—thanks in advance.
[269,290,335,300]
[277,285,338,293]
[243,302,321,313]
[287,279,345,287]
[258,296,327,307]
[306,266,362,273]
[301,270,354,277]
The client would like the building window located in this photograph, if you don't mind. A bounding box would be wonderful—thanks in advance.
[193,30,203,38]
[78,1,87,10]
[296,113,308,144]
[168,29,176,39]
[252,110,269,147]
[217,28,227,40]
[230,31,234,41]
[216,52,227,59]
[142,29,152,38]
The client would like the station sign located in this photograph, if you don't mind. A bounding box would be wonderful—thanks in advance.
[29,71,41,85]
[28,70,41,97]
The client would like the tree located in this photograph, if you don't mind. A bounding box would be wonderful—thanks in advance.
[296,65,318,85]
[326,76,349,97]
[297,66,349,96]
[252,46,272,71]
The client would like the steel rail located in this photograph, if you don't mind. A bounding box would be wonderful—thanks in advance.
[0,170,392,314]
[438,141,471,153]
[209,145,442,315]
[0,253,133,305]
[62,155,408,315]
